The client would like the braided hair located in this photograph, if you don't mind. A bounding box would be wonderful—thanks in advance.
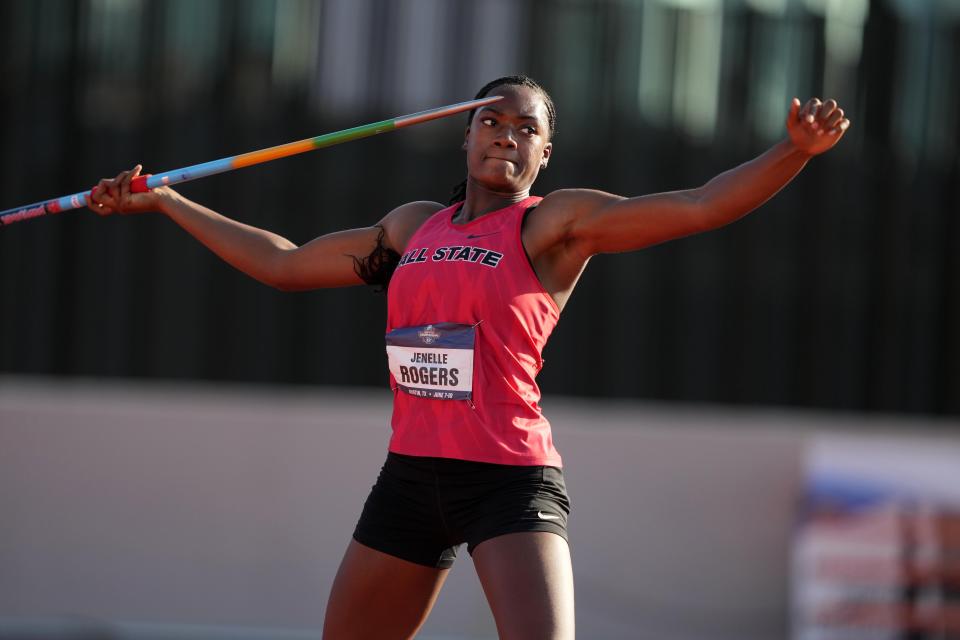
[448,75,557,205]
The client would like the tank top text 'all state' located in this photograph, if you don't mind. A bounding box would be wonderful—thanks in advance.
[385,196,562,467]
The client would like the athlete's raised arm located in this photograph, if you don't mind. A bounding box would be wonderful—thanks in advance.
[89,165,440,291]
[533,97,850,259]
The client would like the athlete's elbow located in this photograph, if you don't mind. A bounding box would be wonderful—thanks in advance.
[255,269,295,292]
[261,249,301,291]
[684,189,729,234]
[267,267,312,292]
[271,279,300,292]
[691,186,766,232]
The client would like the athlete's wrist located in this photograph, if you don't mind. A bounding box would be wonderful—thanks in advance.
[154,187,183,215]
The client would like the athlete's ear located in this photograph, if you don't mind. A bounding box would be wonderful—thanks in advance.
[540,142,552,169]
[462,127,470,151]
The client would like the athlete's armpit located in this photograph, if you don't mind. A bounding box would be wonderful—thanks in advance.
[352,224,401,292]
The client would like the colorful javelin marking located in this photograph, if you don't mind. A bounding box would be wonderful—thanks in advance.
[0,95,502,226]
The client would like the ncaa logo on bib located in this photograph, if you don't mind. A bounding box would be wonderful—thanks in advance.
[418,325,441,345]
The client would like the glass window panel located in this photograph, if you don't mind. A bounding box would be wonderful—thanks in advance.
[87,0,145,75]
[611,0,645,118]
[638,1,675,127]
[395,0,449,112]
[748,14,814,141]
[163,0,224,93]
[315,0,371,114]
[672,5,723,140]
[544,0,599,133]
[239,0,277,55]
[923,29,957,163]
[465,0,521,94]
[32,0,72,72]
[892,23,931,162]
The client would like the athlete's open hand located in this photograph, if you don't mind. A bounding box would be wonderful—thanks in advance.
[88,165,167,216]
[786,97,850,157]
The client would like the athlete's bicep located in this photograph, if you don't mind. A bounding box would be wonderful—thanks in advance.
[273,200,443,292]
[274,226,383,291]
[566,189,707,255]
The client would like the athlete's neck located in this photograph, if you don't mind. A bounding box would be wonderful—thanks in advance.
[454,181,530,224]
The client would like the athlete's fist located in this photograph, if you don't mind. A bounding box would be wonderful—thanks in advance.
[88,165,167,216]
[786,97,850,157]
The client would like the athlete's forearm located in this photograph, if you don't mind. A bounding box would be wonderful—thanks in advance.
[695,138,812,229]
[157,189,295,287]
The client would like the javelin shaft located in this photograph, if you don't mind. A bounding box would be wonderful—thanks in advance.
[0,95,501,226]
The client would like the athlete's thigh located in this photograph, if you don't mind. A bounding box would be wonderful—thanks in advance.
[472,531,575,640]
[322,539,450,640]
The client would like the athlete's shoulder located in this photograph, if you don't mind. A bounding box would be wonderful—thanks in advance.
[523,189,623,253]
[537,188,624,216]
[379,200,446,254]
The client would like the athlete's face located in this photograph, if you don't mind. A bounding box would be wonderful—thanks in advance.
[463,85,552,193]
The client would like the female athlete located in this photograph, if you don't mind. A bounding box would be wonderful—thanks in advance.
[88,75,849,639]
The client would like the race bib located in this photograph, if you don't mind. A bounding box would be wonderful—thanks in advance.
[385,323,475,400]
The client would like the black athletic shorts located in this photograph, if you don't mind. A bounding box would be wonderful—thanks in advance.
[352,452,571,569]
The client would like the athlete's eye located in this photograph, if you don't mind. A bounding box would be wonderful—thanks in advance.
[522,125,538,135]
[481,117,496,126]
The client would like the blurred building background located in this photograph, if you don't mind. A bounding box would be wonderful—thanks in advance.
[1,0,959,639]
[1,0,958,414]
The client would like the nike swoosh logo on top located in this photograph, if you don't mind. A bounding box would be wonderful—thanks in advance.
[537,511,560,521]
[466,232,500,239]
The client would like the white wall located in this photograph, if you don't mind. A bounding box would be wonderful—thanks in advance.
[1,377,956,639]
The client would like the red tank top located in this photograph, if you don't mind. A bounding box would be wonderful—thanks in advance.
[385,196,562,467]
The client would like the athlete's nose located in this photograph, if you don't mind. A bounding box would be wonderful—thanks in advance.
[494,129,518,148]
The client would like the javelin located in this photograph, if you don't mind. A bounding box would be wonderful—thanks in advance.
[0,95,503,226]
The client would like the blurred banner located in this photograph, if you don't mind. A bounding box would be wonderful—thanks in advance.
[793,436,960,639]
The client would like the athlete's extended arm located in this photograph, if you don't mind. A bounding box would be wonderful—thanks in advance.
[540,97,850,257]
[89,165,439,291]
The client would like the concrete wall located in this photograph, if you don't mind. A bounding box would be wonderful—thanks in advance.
[1,377,956,639]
